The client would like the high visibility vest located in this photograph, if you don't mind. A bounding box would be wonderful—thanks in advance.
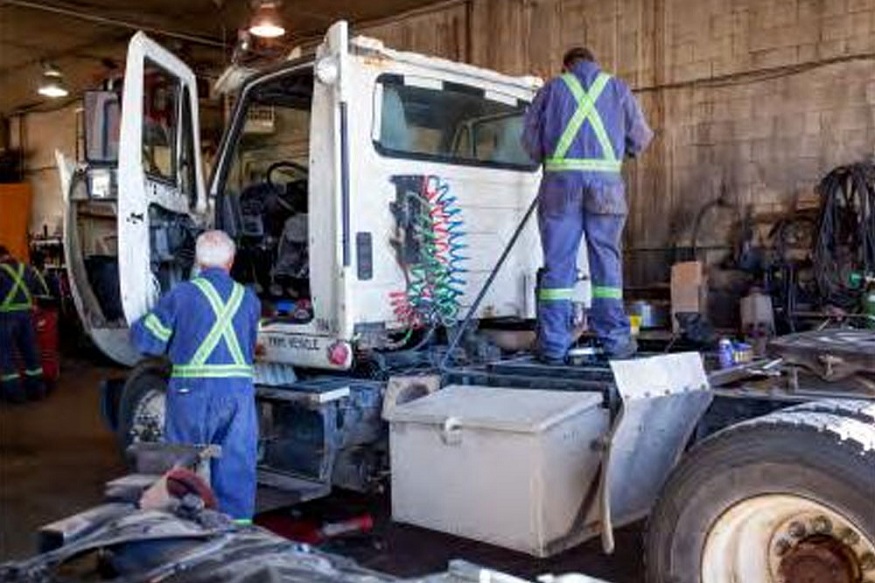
[544,72,621,174]
[0,262,33,313]
[170,278,253,379]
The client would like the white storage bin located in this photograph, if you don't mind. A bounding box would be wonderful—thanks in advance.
[388,385,609,557]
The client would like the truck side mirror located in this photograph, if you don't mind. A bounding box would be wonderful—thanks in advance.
[83,91,121,165]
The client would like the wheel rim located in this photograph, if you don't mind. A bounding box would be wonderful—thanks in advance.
[702,494,875,583]
[130,387,165,443]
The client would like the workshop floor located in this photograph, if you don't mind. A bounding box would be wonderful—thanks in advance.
[0,354,641,581]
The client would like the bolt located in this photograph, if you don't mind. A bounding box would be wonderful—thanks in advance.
[774,538,792,556]
[811,515,833,534]
[788,521,807,538]
[861,553,875,572]
[839,527,860,546]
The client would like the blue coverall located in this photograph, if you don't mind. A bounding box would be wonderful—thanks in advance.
[523,60,653,360]
[0,259,49,402]
[131,268,261,521]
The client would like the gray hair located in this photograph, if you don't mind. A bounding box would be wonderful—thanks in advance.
[195,230,236,269]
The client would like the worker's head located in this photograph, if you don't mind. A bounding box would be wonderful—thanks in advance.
[195,230,236,272]
[562,47,595,72]
[0,245,9,261]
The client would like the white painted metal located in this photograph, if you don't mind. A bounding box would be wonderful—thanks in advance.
[387,385,610,557]
[701,494,875,583]
[56,151,141,366]
[118,32,206,323]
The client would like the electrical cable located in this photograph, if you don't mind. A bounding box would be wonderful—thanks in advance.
[812,162,875,312]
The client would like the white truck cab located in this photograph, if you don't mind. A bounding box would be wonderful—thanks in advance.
[61,21,593,371]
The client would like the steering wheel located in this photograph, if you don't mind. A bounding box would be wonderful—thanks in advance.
[266,160,308,195]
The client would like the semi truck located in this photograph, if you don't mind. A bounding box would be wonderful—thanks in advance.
[56,21,874,582]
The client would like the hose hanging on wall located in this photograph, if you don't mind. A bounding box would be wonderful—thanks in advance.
[389,175,467,334]
[812,162,875,311]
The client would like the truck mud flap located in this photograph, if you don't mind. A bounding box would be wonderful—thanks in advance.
[599,352,712,553]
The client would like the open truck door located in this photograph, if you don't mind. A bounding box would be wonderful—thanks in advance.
[118,32,207,324]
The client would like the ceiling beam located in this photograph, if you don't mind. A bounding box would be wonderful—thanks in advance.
[3,0,227,47]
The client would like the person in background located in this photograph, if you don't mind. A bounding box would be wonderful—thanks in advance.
[523,47,653,363]
[0,245,50,402]
[130,231,260,523]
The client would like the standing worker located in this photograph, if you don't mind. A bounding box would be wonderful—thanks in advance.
[0,245,50,402]
[131,231,260,523]
[523,47,653,363]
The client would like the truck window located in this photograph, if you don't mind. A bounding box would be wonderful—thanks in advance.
[374,75,536,171]
[142,60,179,182]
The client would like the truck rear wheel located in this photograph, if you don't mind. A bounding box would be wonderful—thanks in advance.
[117,360,169,451]
[645,402,875,583]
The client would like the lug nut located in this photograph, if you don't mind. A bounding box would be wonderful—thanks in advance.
[811,515,832,534]
[839,528,860,545]
[788,521,807,538]
[774,539,791,556]
[860,553,875,571]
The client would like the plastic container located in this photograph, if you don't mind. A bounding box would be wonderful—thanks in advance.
[387,385,609,557]
[718,338,734,369]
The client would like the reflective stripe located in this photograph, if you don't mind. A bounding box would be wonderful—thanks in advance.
[144,313,172,342]
[189,279,247,366]
[538,287,574,301]
[544,159,622,173]
[233,518,253,525]
[592,285,623,300]
[1,372,19,382]
[24,368,43,377]
[171,364,254,378]
[545,72,621,175]
[1,263,32,312]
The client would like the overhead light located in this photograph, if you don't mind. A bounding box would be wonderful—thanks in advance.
[38,63,69,98]
[248,0,285,38]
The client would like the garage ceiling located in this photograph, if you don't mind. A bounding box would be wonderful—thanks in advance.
[0,0,443,115]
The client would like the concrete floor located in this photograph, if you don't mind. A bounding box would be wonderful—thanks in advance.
[0,354,641,581]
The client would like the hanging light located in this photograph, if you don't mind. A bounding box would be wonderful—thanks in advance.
[248,0,285,38]
[38,62,69,98]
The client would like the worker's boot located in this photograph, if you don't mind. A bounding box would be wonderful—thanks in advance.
[1,378,27,404]
[604,338,638,360]
[24,376,47,401]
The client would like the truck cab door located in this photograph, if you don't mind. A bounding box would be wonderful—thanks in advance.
[118,32,206,324]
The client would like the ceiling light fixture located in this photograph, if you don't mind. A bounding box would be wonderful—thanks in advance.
[248,0,285,38]
[38,62,69,98]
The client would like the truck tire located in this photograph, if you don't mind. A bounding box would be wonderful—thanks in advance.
[646,401,875,583]
[117,359,170,452]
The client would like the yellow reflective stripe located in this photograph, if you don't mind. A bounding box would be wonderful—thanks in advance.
[552,72,617,167]
[24,368,43,376]
[1,263,32,309]
[233,519,253,525]
[144,313,172,342]
[0,303,32,312]
[171,364,253,378]
[189,279,246,366]
[593,286,623,299]
[1,372,19,382]
[539,287,574,301]
[544,159,622,173]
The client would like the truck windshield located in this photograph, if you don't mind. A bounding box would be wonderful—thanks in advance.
[374,75,536,171]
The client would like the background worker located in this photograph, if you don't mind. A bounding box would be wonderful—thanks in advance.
[0,245,50,402]
[523,47,654,363]
[130,231,260,522]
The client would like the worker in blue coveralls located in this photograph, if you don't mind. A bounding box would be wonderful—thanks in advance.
[0,245,50,403]
[523,47,653,363]
[131,231,260,523]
